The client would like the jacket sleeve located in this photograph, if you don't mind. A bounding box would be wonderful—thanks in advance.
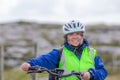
[89,56,108,80]
[27,49,59,69]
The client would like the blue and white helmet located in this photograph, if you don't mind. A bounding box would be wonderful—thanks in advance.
[63,20,85,35]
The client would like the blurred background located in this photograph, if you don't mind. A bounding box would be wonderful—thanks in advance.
[0,0,120,80]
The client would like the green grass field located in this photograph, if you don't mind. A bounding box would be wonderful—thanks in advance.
[4,69,48,80]
[106,74,120,80]
[3,69,120,80]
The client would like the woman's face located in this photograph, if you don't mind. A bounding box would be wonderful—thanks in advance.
[67,32,83,46]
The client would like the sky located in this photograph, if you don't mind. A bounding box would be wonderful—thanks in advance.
[0,0,120,24]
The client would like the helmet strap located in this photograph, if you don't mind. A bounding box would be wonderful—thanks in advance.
[79,38,83,45]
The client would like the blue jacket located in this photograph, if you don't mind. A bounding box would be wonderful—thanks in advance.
[28,39,108,80]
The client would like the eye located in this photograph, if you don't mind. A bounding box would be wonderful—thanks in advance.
[68,33,73,35]
[76,32,81,35]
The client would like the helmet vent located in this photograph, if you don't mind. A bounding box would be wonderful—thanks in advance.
[68,23,72,28]
[73,23,76,28]
[64,28,69,31]
[81,26,83,29]
[77,23,79,27]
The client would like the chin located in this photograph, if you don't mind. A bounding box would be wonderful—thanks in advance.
[72,44,79,47]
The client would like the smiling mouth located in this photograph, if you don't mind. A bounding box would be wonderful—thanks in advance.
[72,39,79,43]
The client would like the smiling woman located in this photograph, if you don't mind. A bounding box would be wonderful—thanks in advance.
[21,20,108,80]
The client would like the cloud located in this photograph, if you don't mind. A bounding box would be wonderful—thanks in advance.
[10,0,57,17]
[0,0,120,24]
[0,0,20,19]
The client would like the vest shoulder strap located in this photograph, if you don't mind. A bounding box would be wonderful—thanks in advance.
[58,47,63,62]
[88,47,96,62]
[57,47,63,67]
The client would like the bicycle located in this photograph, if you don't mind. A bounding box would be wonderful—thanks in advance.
[27,66,83,80]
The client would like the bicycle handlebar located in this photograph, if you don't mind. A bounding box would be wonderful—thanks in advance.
[27,66,83,80]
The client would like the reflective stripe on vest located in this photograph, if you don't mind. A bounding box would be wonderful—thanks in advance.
[58,47,96,80]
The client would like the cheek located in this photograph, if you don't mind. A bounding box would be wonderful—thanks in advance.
[79,37,82,41]
[67,37,72,43]
[78,36,82,40]
[67,38,71,42]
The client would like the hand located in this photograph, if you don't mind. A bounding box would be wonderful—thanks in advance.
[82,72,90,80]
[21,63,31,71]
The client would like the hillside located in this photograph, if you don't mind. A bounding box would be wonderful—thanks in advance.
[0,21,119,53]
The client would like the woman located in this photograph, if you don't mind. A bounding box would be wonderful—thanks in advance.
[21,20,108,80]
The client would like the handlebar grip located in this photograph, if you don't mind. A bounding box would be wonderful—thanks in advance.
[27,66,41,73]
[28,66,40,70]
[55,68,64,72]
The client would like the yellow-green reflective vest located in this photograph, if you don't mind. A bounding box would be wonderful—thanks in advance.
[58,47,96,80]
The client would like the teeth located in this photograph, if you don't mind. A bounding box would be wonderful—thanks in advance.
[72,39,78,43]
